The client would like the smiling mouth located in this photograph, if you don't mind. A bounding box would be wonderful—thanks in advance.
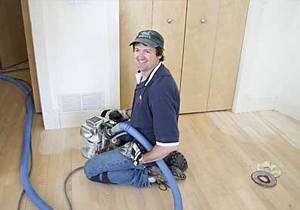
[137,60,147,64]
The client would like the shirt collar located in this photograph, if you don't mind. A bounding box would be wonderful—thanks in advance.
[135,62,162,86]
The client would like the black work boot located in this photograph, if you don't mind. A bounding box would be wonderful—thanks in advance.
[164,151,188,172]
[148,165,186,187]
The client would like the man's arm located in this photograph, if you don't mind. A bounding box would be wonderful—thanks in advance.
[141,145,177,164]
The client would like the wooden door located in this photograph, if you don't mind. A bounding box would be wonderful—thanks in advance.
[120,0,152,109]
[180,0,221,113]
[207,0,249,111]
[152,0,187,87]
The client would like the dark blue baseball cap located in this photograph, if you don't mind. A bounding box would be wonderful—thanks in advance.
[129,30,164,49]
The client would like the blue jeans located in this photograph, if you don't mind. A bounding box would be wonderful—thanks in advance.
[84,148,150,188]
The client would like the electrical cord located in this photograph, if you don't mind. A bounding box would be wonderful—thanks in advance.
[0,59,28,70]
[0,68,29,74]
[0,59,29,74]
[64,166,84,210]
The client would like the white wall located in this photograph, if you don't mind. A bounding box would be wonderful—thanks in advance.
[29,0,120,129]
[29,0,300,129]
[234,0,300,121]
[275,0,300,121]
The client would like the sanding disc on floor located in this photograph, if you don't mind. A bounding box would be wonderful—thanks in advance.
[251,170,277,188]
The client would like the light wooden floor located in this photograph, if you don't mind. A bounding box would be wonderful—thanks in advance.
[1,80,300,210]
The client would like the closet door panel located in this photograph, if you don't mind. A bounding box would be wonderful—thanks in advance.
[152,0,187,88]
[207,0,250,111]
[120,0,152,109]
[180,0,220,113]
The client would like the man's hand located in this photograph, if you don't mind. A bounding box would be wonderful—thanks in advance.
[120,141,144,166]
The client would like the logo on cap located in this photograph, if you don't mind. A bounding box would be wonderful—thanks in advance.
[138,31,152,40]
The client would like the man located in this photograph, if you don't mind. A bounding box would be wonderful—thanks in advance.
[84,30,186,188]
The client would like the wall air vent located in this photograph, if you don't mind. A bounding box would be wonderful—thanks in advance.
[60,93,105,113]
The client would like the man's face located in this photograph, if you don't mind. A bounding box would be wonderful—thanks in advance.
[133,43,161,72]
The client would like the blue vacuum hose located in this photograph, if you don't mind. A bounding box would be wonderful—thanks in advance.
[0,74,52,210]
[115,122,183,210]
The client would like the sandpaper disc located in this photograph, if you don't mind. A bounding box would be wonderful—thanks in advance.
[251,170,277,188]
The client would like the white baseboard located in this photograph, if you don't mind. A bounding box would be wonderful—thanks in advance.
[276,99,300,122]
[42,108,60,130]
[232,95,276,113]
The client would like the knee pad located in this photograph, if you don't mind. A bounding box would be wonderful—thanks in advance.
[87,172,114,184]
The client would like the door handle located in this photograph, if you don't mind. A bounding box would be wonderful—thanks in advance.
[200,18,207,24]
[167,18,173,24]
